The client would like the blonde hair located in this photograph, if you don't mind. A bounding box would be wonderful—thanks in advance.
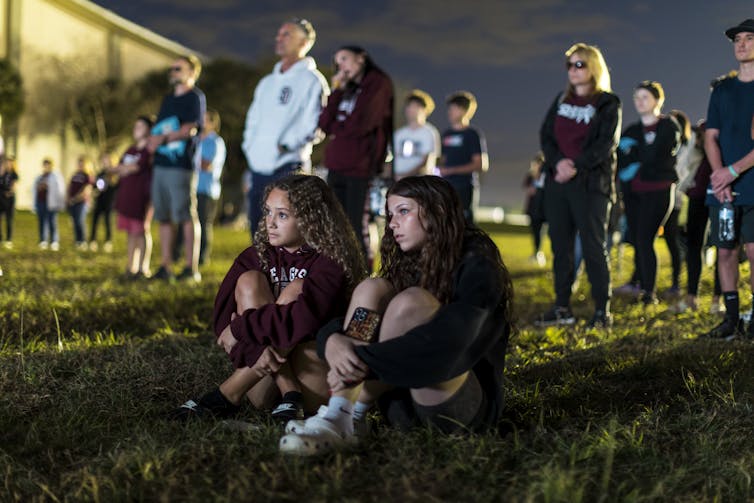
[254,175,367,294]
[564,43,611,97]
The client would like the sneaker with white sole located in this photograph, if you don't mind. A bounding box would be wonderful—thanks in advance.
[534,305,576,327]
[279,409,356,456]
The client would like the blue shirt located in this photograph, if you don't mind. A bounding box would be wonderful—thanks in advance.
[153,88,206,170]
[196,133,226,199]
[706,77,754,206]
[440,126,486,186]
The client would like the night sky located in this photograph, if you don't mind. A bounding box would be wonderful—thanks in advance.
[96,0,752,210]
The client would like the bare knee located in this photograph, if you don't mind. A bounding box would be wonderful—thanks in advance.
[235,270,273,312]
[380,287,440,341]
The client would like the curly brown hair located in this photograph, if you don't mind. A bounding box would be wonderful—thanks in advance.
[253,174,367,293]
[379,176,513,324]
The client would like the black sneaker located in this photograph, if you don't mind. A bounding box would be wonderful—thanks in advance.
[586,310,613,329]
[701,316,744,341]
[271,391,304,422]
[168,388,240,421]
[535,306,576,327]
[176,266,201,283]
[151,266,174,282]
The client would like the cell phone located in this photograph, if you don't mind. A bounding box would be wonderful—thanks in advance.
[344,307,381,342]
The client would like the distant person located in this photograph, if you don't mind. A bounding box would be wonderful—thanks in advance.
[523,151,546,266]
[32,158,65,251]
[536,42,621,328]
[174,108,227,265]
[437,91,489,223]
[617,81,680,306]
[147,54,205,283]
[242,18,328,238]
[279,176,513,456]
[89,152,119,253]
[0,156,19,248]
[169,175,366,423]
[392,89,440,180]
[702,19,754,339]
[66,155,95,250]
[319,45,394,260]
[114,116,154,279]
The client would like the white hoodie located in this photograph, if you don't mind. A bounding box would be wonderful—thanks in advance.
[242,57,329,175]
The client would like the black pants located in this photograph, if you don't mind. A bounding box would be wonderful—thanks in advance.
[448,180,475,224]
[0,196,15,241]
[197,194,217,265]
[530,219,545,254]
[327,170,370,260]
[685,197,709,296]
[544,178,611,310]
[663,206,682,289]
[625,188,673,295]
[89,200,113,242]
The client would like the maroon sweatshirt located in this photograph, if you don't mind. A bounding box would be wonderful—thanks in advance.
[318,68,394,178]
[213,244,349,369]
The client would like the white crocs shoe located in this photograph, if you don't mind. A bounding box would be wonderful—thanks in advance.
[279,428,356,456]
[285,405,328,434]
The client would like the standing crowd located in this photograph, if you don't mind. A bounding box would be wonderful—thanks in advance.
[1,16,753,456]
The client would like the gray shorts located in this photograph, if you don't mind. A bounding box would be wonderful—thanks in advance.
[378,370,488,434]
[152,166,197,223]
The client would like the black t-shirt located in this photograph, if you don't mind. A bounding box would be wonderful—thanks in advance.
[0,171,18,198]
[153,88,206,170]
[441,126,485,185]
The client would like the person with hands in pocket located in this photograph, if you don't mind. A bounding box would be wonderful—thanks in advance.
[279,175,513,456]
[169,175,365,423]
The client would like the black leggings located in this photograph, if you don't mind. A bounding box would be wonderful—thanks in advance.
[685,197,708,296]
[90,202,113,242]
[0,196,15,241]
[663,207,682,289]
[625,188,673,295]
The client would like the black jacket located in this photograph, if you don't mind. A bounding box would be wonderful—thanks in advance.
[618,117,681,183]
[540,91,622,199]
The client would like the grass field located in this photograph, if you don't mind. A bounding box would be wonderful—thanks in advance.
[1,210,753,502]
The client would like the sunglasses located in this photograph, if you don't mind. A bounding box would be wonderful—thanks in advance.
[169,66,184,73]
[566,60,587,70]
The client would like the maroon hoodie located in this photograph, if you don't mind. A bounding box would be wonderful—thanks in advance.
[213,244,349,369]
[318,68,394,178]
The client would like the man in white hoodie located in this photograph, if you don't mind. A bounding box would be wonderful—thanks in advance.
[242,18,329,238]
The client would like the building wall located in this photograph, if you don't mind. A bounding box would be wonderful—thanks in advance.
[5,0,192,210]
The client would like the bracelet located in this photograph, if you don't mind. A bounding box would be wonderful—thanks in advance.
[728,165,739,178]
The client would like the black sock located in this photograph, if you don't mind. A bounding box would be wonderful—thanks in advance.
[723,291,739,320]
[200,388,239,413]
[281,391,303,405]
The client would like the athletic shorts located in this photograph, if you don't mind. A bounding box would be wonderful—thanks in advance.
[708,205,754,248]
[377,370,490,434]
[151,166,196,223]
[117,214,146,234]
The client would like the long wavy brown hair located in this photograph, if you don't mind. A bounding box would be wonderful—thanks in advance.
[379,176,513,325]
[254,175,367,293]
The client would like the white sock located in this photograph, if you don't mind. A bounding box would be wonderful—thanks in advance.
[352,401,371,422]
[323,396,354,434]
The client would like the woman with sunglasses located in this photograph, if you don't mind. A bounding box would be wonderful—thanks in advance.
[537,43,621,328]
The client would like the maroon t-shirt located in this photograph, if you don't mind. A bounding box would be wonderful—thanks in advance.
[36,173,49,206]
[67,171,93,201]
[213,245,349,369]
[631,122,674,193]
[554,94,597,160]
[115,145,152,220]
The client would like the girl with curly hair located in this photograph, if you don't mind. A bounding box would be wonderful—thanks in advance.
[279,175,513,455]
[171,174,366,421]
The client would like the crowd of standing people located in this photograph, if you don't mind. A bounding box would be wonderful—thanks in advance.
[1,14,753,457]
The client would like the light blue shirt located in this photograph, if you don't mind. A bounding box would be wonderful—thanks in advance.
[196,132,226,199]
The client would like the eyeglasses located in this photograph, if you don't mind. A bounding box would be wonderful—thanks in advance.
[169,66,184,73]
[566,60,587,70]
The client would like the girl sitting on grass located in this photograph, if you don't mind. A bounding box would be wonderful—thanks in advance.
[279,175,513,455]
[113,116,154,279]
[171,174,366,422]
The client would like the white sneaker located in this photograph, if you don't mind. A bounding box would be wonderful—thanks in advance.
[50,242,59,251]
[39,241,49,250]
[103,241,113,253]
[88,241,98,252]
[535,251,546,267]
[2,241,12,249]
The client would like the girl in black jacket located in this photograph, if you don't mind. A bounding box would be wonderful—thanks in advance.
[617,81,681,304]
[279,175,513,455]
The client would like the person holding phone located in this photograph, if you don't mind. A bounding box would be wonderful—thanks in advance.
[279,176,513,455]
